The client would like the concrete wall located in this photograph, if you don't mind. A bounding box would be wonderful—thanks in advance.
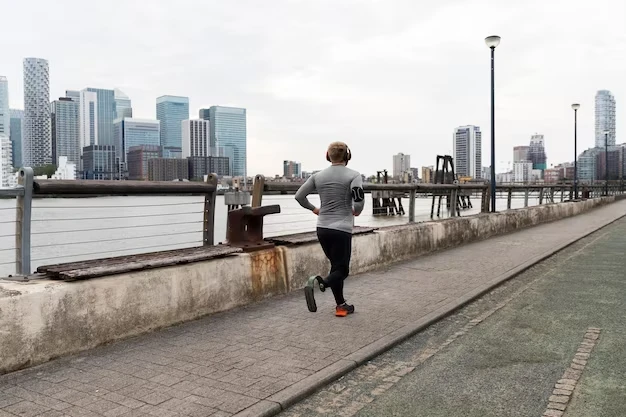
[0,197,613,374]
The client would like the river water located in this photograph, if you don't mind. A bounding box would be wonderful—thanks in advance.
[0,194,537,277]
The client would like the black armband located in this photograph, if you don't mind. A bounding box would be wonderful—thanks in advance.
[351,187,364,202]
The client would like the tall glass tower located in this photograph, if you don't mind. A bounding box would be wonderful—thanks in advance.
[0,76,9,136]
[23,58,52,167]
[156,95,189,158]
[595,90,616,148]
[84,88,116,147]
[10,109,23,168]
[51,97,80,167]
[209,106,247,178]
[114,89,133,119]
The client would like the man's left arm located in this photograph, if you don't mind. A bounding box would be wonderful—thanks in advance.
[351,174,365,216]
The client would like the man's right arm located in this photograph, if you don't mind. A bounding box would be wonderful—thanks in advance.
[295,175,317,211]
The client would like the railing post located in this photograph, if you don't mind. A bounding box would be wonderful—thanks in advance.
[409,188,416,222]
[252,174,265,208]
[539,187,544,204]
[507,188,512,210]
[481,187,490,213]
[15,167,33,276]
[524,188,529,207]
[203,173,217,246]
[450,188,458,217]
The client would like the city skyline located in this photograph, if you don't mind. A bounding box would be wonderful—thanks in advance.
[2,1,626,176]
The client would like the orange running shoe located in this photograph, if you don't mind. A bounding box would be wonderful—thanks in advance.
[335,303,355,317]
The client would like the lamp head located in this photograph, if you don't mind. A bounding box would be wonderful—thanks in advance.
[485,35,501,49]
[571,103,580,110]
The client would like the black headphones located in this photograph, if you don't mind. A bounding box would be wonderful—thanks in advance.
[326,145,352,164]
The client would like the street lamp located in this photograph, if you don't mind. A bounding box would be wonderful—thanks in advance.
[485,35,501,212]
[605,130,609,196]
[571,103,580,199]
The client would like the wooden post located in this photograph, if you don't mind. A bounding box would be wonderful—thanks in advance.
[203,173,218,246]
[409,189,416,222]
[539,188,544,205]
[450,189,458,217]
[481,187,489,213]
[507,188,512,210]
[524,188,529,207]
[251,174,265,208]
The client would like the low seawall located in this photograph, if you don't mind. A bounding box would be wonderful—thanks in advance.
[0,197,614,374]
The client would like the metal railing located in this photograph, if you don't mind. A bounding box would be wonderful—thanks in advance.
[1,167,218,276]
[1,168,623,278]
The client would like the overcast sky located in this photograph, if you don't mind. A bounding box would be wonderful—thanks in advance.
[2,0,625,176]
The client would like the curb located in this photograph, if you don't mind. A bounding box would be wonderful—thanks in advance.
[233,211,626,417]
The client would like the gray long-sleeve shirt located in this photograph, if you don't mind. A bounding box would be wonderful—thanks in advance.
[295,165,365,233]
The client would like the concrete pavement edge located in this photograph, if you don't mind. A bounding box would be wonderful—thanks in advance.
[232,210,626,417]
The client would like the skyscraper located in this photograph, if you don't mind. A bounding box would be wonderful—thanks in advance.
[182,119,210,158]
[10,109,23,168]
[453,126,482,179]
[156,95,189,158]
[392,153,411,178]
[113,118,160,162]
[198,108,210,120]
[23,58,52,167]
[513,146,530,163]
[595,90,616,148]
[79,90,98,148]
[208,106,247,178]
[51,97,81,168]
[528,134,547,171]
[0,76,9,136]
[0,77,11,187]
[84,88,116,146]
[114,89,132,119]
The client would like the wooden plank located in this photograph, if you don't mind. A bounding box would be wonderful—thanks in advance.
[56,246,242,281]
[38,245,242,277]
[266,226,377,245]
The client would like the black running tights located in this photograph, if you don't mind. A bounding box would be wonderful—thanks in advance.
[316,227,352,305]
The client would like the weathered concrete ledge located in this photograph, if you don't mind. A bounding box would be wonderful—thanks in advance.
[0,197,614,374]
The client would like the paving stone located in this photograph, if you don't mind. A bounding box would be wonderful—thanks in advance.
[4,400,51,417]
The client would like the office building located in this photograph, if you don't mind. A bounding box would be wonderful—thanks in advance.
[0,134,13,187]
[453,126,482,179]
[127,145,162,180]
[156,95,189,157]
[528,134,547,171]
[578,148,600,182]
[513,146,530,163]
[66,90,80,102]
[283,160,302,178]
[543,168,562,183]
[83,88,116,146]
[198,108,210,120]
[10,109,23,168]
[513,161,533,183]
[0,76,8,136]
[392,153,411,178]
[79,90,98,148]
[208,106,247,178]
[82,145,117,180]
[23,58,52,167]
[421,166,433,183]
[51,97,80,167]
[595,90,616,148]
[113,118,160,163]
[114,89,132,119]
[182,119,210,158]
[188,156,230,180]
[148,158,189,181]
[596,147,620,181]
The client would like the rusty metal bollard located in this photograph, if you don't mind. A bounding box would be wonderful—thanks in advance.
[224,205,281,252]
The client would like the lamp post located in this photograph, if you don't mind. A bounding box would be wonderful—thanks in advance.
[571,104,580,199]
[605,130,609,196]
[485,35,501,212]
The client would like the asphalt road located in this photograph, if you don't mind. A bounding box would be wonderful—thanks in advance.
[280,218,626,417]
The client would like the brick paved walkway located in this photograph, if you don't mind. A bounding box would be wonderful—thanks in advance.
[2,202,626,417]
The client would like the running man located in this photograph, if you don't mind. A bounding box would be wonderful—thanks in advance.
[295,142,365,317]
